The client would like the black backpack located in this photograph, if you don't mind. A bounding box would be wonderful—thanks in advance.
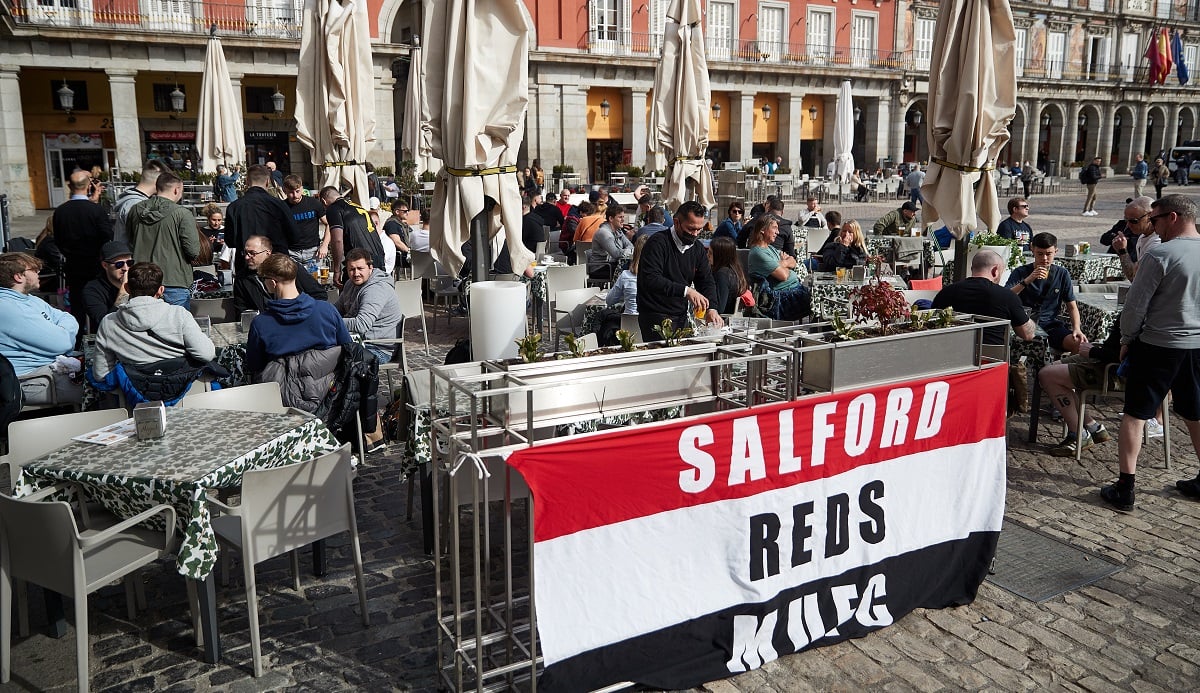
[444,339,472,365]
[0,354,24,451]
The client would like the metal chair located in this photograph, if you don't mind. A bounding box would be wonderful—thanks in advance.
[431,274,462,324]
[208,444,367,677]
[0,488,176,693]
[1072,363,1171,466]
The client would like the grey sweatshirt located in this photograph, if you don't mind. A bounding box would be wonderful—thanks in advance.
[93,295,216,378]
[336,268,403,340]
[1121,236,1200,349]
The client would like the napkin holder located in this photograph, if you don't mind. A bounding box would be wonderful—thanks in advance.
[1117,286,1129,305]
[1064,244,1077,257]
[133,401,167,440]
[851,266,867,281]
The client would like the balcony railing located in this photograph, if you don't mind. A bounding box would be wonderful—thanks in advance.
[585,31,910,71]
[4,0,303,39]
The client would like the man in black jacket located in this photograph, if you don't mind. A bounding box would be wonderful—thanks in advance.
[225,164,298,273]
[54,169,113,340]
[1080,156,1103,216]
[636,200,724,340]
[234,235,327,313]
[82,241,132,332]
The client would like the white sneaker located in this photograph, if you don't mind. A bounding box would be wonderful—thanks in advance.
[1081,211,1091,216]
[1146,419,1165,438]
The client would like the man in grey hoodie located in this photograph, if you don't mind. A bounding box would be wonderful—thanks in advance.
[92,262,215,380]
[127,172,200,310]
[335,248,402,363]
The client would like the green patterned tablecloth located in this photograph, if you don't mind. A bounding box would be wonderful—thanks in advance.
[1069,293,1121,343]
[15,408,340,581]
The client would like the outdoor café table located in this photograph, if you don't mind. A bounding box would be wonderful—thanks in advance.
[1055,252,1123,284]
[866,236,941,277]
[581,293,620,336]
[192,288,233,300]
[1071,292,1122,343]
[14,407,341,663]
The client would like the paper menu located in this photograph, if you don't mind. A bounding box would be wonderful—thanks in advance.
[72,418,137,446]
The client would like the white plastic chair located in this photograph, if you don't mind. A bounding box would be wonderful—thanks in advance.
[394,278,430,355]
[181,382,286,413]
[4,409,129,494]
[208,444,367,677]
[545,264,587,340]
[552,287,600,351]
[191,297,235,323]
[0,489,176,693]
[619,314,642,342]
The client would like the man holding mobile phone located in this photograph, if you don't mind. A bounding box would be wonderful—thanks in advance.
[54,169,113,343]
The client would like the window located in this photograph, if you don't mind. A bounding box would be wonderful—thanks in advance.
[245,86,282,115]
[145,0,192,32]
[1120,32,1139,82]
[1048,32,1066,79]
[649,0,668,53]
[50,79,89,112]
[1086,35,1110,80]
[30,0,93,27]
[1156,0,1171,19]
[913,18,935,72]
[1186,44,1199,76]
[707,1,734,61]
[1015,28,1026,77]
[1088,0,1106,10]
[808,8,833,64]
[757,4,785,62]
[152,83,186,113]
[589,0,629,55]
[851,14,876,68]
[247,0,304,39]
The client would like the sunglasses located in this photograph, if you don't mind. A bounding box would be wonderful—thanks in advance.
[1149,212,1172,224]
[244,248,270,257]
[106,260,132,269]
[1016,204,1030,209]
[1124,212,1149,224]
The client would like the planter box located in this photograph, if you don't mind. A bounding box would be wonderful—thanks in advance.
[484,341,719,426]
[764,314,1009,393]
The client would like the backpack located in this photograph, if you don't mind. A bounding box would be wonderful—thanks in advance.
[1078,168,1088,184]
[445,339,472,364]
[6,237,34,253]
[0,354,23,451]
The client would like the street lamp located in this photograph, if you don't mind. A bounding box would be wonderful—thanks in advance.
[808,105,817,121]
[853,105,862,122]
[911,110,922,126]
[1115,114,1122,128]
[600,98,610,119]
[762,104,772,121]
[271,86,285,116]
[711,102,721,120]
[1041,113,1050,127]
[1078,114,1087,127]
[57,80,75,122]
[170,84,186,115]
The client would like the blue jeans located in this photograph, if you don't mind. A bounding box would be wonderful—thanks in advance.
[162,287,191,311]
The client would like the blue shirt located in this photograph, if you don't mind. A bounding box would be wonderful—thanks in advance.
[0,288,79,374]
[1005,263,1075,329]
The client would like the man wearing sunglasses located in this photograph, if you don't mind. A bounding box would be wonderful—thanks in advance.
[1109,196,1159,281]
[997,198,1033,251]
[82,241,133,333]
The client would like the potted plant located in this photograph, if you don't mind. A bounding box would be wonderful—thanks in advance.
[968,231,1022,270]
[419,170,437,191]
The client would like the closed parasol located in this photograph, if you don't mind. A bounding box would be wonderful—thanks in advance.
[196,27,245,175]
[421,0,533,274]
[295,0,376,206]
[919,0,1016,241]
[833,79,855,199]
[401,37,434,177]
[648,0,714,212]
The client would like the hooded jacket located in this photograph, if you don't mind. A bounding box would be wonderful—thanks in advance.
[335,268,403,341]
[128,196,200,289]
[245,292,351,374]
[92,295,215,379]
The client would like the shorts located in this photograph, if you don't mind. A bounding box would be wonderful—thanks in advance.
[1042,320,1073,352]
[1063,355,1122,392]
[1123,341,1200,421]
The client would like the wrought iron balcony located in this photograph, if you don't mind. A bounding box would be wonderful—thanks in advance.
[3,0,303,39]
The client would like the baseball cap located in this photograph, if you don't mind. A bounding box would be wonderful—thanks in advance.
[901,201,919,212]
[368,196,381,210]
[101,241,132,262]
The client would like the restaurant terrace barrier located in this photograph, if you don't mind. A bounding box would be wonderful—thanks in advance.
[429,315,1008,691]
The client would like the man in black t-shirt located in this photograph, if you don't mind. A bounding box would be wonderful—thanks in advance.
[318,186,385,287]
[932,249,1034,345]
[282,175,328,264]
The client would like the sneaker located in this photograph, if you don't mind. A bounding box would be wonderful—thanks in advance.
[1088,424,1111,444]
[1145,419,1165,438]
[1176,478,1200,500]
[1081,211,1091,216]
[1050,431,1092,457]
[365,440,388,455]
[1099,483,1135,512]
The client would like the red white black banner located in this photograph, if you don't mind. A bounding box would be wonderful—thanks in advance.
[506,366,1008,691]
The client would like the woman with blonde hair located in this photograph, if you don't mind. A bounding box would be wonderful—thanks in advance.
[819,219,868,271]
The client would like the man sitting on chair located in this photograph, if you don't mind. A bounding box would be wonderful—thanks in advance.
[234,235,327,313]
[335,248,403,364]
[92,262,216,382]
[1005,232,1086,354]
[932,250,1034,347]
[1037,315,1120,457]
[0,251,83,405]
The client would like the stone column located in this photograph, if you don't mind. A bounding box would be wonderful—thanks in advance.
[1165,103,1183,156]
[625,87,649,169]
[1023,99,1042,167]
[372,67,397,171]
[890,89,906,168]
[106,69,142,174]
[778,92,803,173]
[730,92,755,165]
[1097,102,1116,171]
[562,85,589,175]
[526,83,562,173]
[1062,101,1081,170]
[1130,103,1150,172]
[0,67,33,216]
[873,97,892,170]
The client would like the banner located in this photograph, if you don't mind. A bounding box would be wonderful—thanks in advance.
[507,366,1008,691]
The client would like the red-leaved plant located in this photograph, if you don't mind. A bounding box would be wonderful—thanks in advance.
[848,255,911,334]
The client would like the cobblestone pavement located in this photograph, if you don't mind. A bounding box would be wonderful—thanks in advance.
[4,180,1199,691]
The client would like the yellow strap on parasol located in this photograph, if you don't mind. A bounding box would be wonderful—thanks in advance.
[931,157,995,173]
[445,165,518,177]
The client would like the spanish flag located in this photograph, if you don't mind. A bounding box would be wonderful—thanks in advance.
[1146,27,1173,85]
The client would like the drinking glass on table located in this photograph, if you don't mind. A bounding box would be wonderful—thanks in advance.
[195,315,211,336]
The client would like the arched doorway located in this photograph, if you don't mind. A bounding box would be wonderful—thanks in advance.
[1002,105,1026,167]
[1076,106,1102,165]
[1112,106,1135,169]
[1038,105,1064,176]
[1180,107,1197,145]
[1145,106,1169,162]
[904,101,927,163]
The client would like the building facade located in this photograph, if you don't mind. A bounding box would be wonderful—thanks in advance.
[0,0,414,216]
